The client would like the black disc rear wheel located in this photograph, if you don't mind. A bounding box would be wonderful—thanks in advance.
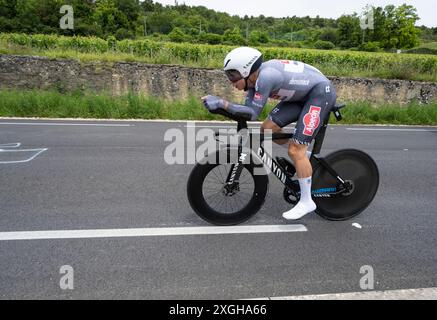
[312,149,379,221]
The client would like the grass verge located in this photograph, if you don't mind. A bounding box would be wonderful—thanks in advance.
[0,89,436,125]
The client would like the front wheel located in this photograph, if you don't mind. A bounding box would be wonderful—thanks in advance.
[312,149,379,221]
[187,149,269,226]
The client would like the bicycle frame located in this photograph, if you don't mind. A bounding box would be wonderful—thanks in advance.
[213,110,352,198]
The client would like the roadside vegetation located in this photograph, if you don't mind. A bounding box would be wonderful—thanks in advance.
[1,33,436,82]
[1,89,436,125]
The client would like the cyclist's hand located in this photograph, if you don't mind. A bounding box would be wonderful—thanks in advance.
[201,95,225,112]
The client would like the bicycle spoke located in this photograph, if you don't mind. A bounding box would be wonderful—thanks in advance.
[204,190,223,201]
[202,165,258,214]
[215,196,228,213]
[211,169,224,184]
[217,165,226,184]
[239,176,253,185]
[231,194,241,212]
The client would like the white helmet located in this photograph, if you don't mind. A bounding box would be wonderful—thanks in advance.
[223,47,263,82]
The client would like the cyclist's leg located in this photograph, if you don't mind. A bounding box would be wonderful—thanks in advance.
[292,82,336,147]
[283,82,337,220]
[262,100,304,145]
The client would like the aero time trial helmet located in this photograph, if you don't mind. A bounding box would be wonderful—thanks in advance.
[223,47,263,82]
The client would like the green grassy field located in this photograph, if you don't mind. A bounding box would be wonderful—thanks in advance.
[0,89,436,125]
[421,42,437,50]
[404,42,437,55]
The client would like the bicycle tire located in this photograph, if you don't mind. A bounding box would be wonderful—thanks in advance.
[187,149,269,226]
[312,149,379,221]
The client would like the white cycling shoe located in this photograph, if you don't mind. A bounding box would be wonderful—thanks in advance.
[282,201,317,220]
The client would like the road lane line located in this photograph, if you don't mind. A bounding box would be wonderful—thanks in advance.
[0,225,307,241]
[346,128,437,132]
[0,122,133,127]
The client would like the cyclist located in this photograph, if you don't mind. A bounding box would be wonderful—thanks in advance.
[201,47,337,220]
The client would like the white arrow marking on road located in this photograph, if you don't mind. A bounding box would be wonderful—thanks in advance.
[0,143,21,148]
[0,225,307,241]
[0,148,48,164]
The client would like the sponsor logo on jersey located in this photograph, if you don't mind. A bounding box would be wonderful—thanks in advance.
[289,79,310,86]
[303,106,321,136]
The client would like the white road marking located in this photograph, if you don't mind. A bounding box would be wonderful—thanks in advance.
[0,225,307,241]
[0,143,21,148]
[184,125,261,129]
[352,223,362,229]
[1,117,436,128]
[346,128,437,132]
[248,287,437,300]
[0,122,133,127]
[0,148,48,164]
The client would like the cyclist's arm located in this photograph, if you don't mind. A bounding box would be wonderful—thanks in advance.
[223,68,282,121]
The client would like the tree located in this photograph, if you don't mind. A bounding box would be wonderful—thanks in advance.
[140,0,154,12]
[319,28,339,44]
[338,14,361,48]
[366,4,421,49]
[392,4,420,49]
[223,27,246,45]
[94,0,130,37]
[249,30,270,45]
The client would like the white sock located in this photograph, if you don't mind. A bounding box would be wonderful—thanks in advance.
[282,177,317,220]
[298,177,313,203]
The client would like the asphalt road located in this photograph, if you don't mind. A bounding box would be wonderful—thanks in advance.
[0,119,436,299]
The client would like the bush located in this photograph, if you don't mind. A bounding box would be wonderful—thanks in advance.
[107,36,117,51]
[314,40,335,50]
[168,27,187,43]
[115,28,134,41]
[358,42,382,52]
[198,33,223,45]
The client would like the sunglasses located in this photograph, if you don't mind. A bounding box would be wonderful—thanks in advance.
[225,70,243,83]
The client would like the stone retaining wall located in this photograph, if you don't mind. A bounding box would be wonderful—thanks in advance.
[1,54,436,105]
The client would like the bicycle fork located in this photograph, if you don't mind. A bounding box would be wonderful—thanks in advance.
[223,135,247,195]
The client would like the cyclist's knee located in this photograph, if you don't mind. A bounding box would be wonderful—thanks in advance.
[288,142,308,160]
[261,119,281,133]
